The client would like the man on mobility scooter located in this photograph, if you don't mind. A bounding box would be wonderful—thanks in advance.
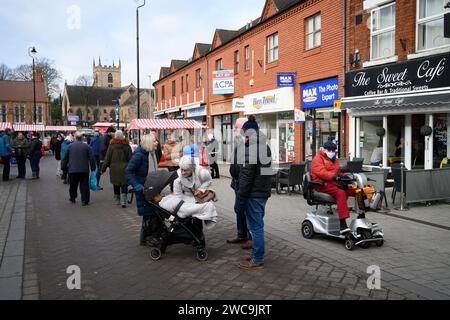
[310,141,354,234]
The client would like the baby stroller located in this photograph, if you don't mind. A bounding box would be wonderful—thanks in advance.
[131,170,208,262]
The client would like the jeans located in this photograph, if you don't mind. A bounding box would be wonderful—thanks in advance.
[244,197,268,264]
[234,187,250,240]
[30,154,41,173]
[2,155,11,181]
[16,156,26,178]
[96,161,104,186]
[69,172,90,204]
[113,185,128,195]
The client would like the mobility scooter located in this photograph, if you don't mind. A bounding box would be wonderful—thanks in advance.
[301,172,384,251]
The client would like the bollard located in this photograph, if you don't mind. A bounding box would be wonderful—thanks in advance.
[395,162,409,211]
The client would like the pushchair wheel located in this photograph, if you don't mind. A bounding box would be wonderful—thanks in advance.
[376,239,384,247]
[196,250,208,262]
[150,248,162,261]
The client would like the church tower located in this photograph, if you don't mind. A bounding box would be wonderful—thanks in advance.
[93,57,122,88]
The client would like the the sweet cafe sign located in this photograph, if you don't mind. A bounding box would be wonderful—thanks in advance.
[345,53,450,97]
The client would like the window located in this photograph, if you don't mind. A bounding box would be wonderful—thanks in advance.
[234,51,239,74]
[162,85,165,100]
[186,74,189,92]
[215,59,222,71]
[267,33,279,63]
[196,69,201,88]
[359,117,384,165]
[155,88,158,103]
[245,46,250,71]
[172,80,176,97]
[108,73,113,84]
[417,0,450,51]
[14,104,25,123]
[371,2,396,60]
[181,76,184,94]
[306,13,321,50]
[0,104,6,122]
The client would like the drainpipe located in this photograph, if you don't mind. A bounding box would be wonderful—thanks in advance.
[342,0,347,158]
[205,55,210,129]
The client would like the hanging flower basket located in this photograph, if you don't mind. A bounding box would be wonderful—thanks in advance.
[376,128,386,137]
[420,125,433,137]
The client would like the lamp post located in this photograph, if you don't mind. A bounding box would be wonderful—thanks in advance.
[28,47,37,124]
[137,0,146,142]
[113,98,120,129]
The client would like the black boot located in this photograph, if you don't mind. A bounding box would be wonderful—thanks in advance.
[340,219,351,234]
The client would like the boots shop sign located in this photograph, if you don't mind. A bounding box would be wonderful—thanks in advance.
[345,53,450,97]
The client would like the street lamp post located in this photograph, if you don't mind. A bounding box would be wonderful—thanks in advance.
[137,0,146,142]
[113,98,120,129]
[28,47,37,125]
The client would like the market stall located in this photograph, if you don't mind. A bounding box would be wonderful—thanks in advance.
[0,122,11,131]
[45,126,78,132]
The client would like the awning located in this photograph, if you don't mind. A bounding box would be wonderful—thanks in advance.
[13,124,46,132]
[342,90,450,112]
[45,126,78,132]
[0,122,11,131]
[92,122,126,127]
[128,119,205,130]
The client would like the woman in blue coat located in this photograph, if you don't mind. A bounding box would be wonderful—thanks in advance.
[125,133,159,246]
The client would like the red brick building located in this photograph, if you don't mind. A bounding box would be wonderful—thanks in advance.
[343,0,450,170]
[0,68,50,126]
[154,0,347,163]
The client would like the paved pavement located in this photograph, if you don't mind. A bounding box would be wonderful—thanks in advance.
[0,157,449,300]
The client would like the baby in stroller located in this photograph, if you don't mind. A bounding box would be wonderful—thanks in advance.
[141,156,218,261]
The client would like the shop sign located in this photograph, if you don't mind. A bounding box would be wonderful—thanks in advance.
[277,72,296,87]
[68,115,79,122]
[187,105,206,118]
[244,87,295,115]
[345,52,450,97]
[301,77,339,109]
[213,70,235,95]
[295,109,306,123]
[232,98,245,112]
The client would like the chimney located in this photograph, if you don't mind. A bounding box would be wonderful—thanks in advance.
[35,66,44,82]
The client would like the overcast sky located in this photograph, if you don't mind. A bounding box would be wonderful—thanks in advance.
[0,0,266,94]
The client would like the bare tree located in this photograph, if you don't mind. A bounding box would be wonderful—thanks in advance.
[74,75,95,123]
[12,58,62,96]
[0,64,13,80]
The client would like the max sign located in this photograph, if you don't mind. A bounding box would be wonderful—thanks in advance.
[213,70,235,95]
[301,77,339,109]
[345,52,450,97]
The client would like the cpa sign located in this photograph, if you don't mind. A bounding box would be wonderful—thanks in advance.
[213,70,235,95]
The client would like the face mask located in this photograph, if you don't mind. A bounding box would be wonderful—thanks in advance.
[326,152,336,160]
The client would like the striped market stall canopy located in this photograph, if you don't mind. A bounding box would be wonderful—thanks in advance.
[0,122,12,131]
[12,124,46,132]
[128,119,205,130]
[45,126,78,132]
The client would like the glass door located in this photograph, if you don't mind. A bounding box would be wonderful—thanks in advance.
[411,114,426,169]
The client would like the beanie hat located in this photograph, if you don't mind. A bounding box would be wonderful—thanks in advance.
[242,115,259,133]
[106,126,116,134]
[179,155,196,171]
[323,141,337,151]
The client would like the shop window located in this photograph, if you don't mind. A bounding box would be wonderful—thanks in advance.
[371,2,396,60]
[306,13,321,50]
[0,104,7,122]
[387,115,405,166]
[433,113,449,168]
[359,117,384,166]
[417,0,450,51]
[245,46,250,71]
[267,33,278,63]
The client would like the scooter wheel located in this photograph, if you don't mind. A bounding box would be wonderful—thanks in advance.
[302,221,315,239]
[196,250,208,262]
[345,237,355,251]
[376,240,384,247]
[150,248,162,261]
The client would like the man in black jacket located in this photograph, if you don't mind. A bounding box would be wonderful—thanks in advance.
[227,117,252,248]
[238,116,272,270]
[97,126,116,190]
[61,132,96,206]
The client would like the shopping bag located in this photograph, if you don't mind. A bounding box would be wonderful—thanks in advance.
[89,170,98,192]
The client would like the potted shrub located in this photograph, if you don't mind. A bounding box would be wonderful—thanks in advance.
[376,127,386,138]
[420,125,433,137]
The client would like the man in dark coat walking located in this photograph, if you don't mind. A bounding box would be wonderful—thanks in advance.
[61,132,96,206]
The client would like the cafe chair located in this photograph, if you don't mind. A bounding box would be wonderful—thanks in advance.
[276,163,306,195]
